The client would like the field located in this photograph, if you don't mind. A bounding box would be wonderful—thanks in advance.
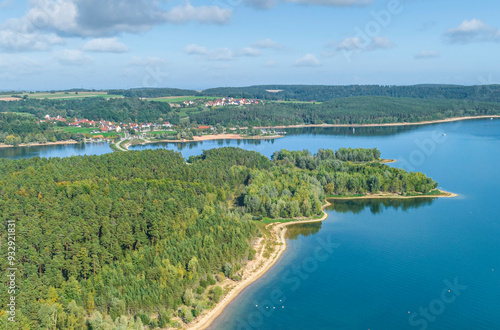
[145,130,177,136]
[0,92,124,100]
[92,132,124,138]
[59,127,95,135]
[57,126,124,138]
[1,111,35,117]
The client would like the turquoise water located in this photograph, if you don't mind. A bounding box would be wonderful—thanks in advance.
[2,119,499,329]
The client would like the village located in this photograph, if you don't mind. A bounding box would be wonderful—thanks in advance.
[36,113,282,150]
[204,97,259,107]
[39,114,174,138]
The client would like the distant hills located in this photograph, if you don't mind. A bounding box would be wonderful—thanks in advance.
[102,84,500,103]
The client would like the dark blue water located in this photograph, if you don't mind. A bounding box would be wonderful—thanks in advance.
[2,119,499,329]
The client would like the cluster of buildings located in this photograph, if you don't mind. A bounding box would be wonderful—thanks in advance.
[68,118,97,126]
[38,114,174,137]
[39,114,68,123]
[205,98,259,107]
[122,122,172,133]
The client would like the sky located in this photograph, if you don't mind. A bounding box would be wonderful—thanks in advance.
[0,0,499,90]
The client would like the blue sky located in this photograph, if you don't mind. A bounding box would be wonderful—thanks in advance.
[0,0,499,90]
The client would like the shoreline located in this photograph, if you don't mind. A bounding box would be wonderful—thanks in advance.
[121,134,284,150]
[328,189,457,200]
[188,200,333,330]
[0,140,78,148]
[254,115,500,129]
[188,188,457,329]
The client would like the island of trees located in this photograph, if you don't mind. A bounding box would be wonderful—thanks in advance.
[0,147,443,328]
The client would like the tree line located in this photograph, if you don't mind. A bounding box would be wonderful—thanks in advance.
[200,84,500,103]
[0,98,174,124]
[191,96,500,127]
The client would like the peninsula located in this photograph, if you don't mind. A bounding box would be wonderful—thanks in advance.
[0,146,454,328]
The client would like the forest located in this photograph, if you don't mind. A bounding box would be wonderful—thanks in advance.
[191,96,500,127]
[0,113,83,146]
[0,98,173,124]
[0,147,438,329]
[201,84,500,103]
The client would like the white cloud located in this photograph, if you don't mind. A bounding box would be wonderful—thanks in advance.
[0,0,13,8]
[83,38,129,53]
[242,0,277,10]
[185,44,262,61]
[0,0,232,45]
[244,0,370,9]
[128,56,166,67]
[162,3,231,25]
[335,37,364,51]
[294,54,321,67]
[444,19,500,44]
[414,50,440,59]
[0,29,64,52]
[206,48,234,61]
[332,36,394,53]
[368,36,394,50]
[252,38,286,50]
[185,44,208,55]
[53,49,93,65]
[235,47,261,57]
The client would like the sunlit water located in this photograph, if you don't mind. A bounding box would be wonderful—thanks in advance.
[2,119,499,329]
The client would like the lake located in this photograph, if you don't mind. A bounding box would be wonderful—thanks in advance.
[2,118,499,329]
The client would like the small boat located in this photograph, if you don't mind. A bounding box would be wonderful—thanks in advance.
[442,133,446,136]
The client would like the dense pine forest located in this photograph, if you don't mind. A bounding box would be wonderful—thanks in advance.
[200,84,500,103]
[0,147,438,328]
[192,96,500,127]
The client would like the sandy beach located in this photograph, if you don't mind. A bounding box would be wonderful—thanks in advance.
[151,134,283,143]
[187,201,332,330]
[255,115,500,129]
[0,140,78,148]
[328,189,457,200]
[186,188,457,329]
